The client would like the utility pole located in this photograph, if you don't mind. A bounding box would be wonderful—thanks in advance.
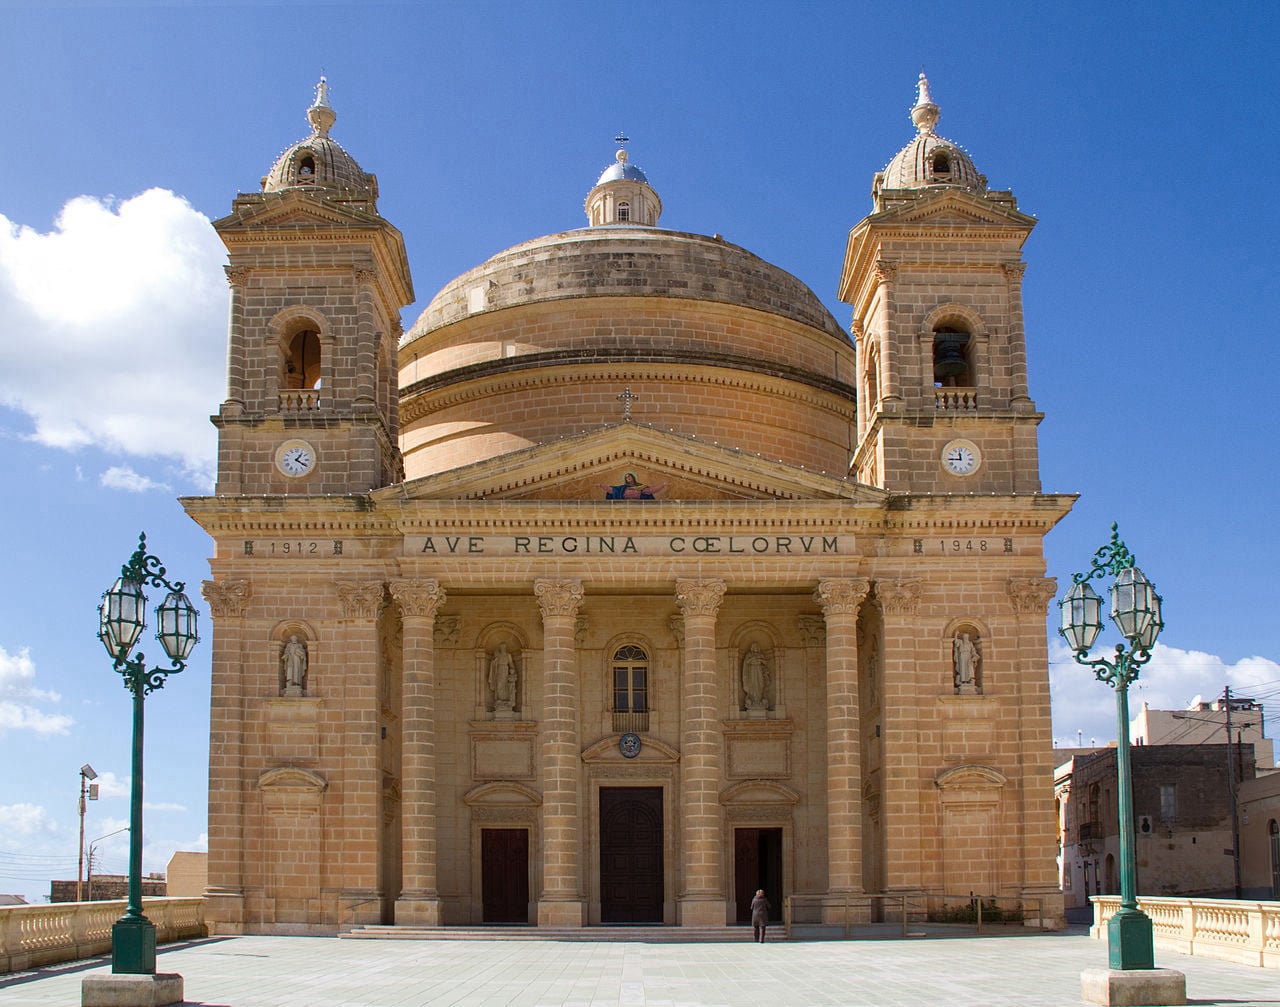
[1224,686,1243,899]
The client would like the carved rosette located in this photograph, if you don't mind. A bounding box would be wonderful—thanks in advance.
[814,578,870,618]
[674,578,726,618]
[1007,576,1058,615]
[796,615,825,647]
[336,581,385,619]
[533,579,584,620]
[876,579,921,616]
[202,579,250,618]
[389,579,447,620]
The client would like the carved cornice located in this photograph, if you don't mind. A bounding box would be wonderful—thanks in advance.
[202,579,250,618]
[336,581,385,619]
[674,578,726,618]
[388,578,447,619]
[876,579,922,616]
[534,578,584,619]
[1008,576,1058,615]
[814,578,870,617]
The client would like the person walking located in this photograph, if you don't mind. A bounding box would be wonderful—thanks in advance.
[750,888,771,943]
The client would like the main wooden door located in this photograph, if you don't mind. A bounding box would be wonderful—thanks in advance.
[734,827,782,923]
[481,828,529,924]
[599,787,664,923]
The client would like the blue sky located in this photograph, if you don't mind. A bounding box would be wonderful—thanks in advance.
[1,1,1277,903]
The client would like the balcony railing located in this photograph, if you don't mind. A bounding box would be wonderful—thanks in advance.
[279,388,323,412]
[935,386,978,411]
[612,710,650,733]
[1079,821,1103,843]
[1092,895,1280,968]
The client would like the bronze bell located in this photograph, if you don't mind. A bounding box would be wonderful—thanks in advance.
[933,333,970,381]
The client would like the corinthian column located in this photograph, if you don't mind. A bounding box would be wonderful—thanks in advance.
[674,577,727,926]
[389,578,447,926]
[815,577,870,914]
[534,578,585,926]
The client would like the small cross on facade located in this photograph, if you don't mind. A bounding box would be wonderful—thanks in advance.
[617,386,638,421]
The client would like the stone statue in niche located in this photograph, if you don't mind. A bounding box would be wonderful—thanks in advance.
[741,643,770,712]
[953,632,981,695]
[488,643,518,715]
[282,634,308,696]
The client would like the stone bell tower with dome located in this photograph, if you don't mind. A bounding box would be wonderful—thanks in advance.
[211,77,413,497]
[840,73,1042,495]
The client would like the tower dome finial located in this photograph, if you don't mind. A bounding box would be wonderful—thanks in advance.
[307,75,337,137]
[911,71,940,135]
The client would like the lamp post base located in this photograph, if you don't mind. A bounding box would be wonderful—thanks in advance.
[1107,908,1155,970]
[82,973,183,1007]
[111,917,156,974]
[1081,968,1186,1006]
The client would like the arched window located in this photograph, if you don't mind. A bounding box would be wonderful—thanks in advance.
[612,644,649,733]
[931,151,952,176]
[617,201,631,222]
[298,154,316,177]
[932,326,972,387]
[285,330,322,389]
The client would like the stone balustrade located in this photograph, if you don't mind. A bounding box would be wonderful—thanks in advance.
[934,386,978,410]
[1091,895,1280,968]
[0,898,205,974]
[279,388,323,411]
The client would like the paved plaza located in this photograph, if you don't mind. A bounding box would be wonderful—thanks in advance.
[4,928,1280,1007]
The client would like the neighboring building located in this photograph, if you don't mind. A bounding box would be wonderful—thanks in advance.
[50,874,165,903]
[1058,745,1256,909]
[165,852,209,899]
[183,74,1074,935]
[0,895,29,907]
[1132,698,1273,768]
[1239,771,1280,899]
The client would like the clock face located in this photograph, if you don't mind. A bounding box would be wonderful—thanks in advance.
[276,440,316,478]
[941,439,981,476]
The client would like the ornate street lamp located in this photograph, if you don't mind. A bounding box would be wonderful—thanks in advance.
[1059,524,1163,971]
[97,533,198,975]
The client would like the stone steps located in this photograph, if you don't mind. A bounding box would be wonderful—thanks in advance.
[341,925,763,943]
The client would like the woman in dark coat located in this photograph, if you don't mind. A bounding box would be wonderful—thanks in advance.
[750,889,771,943]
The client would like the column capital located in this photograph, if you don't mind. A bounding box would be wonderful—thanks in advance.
[814,577,870,617]
[1002,260,1028,280]
[1008,576,1058,615]
[876,578,922,616]
[202,578,250,618]
[224,265,250,288]
[534,578,584,619]
[389,578,447,619]
[674,578,726,618]
[335,581,385,619]
[873,259,898,284]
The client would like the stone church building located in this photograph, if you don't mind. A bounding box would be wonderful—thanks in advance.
[183,74,1073,934]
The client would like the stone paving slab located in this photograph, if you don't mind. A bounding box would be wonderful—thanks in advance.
[3,929,1279,1006]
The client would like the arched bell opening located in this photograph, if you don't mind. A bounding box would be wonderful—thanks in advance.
[932,326,972,387]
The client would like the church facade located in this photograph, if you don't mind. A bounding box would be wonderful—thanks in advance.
[183,75,1073,934]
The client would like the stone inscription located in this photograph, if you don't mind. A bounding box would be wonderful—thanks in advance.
[913,538,1014,555]
[245,540,344,557]
[408,534,847,557]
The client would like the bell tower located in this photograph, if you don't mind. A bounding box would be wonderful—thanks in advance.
[212,78,413,496]
[839,74,1041,494]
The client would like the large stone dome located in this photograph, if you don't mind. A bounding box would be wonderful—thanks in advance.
[399,226,856,483]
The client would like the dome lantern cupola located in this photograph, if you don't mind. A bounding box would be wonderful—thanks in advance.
[261,77,379,209]
[874,73,986,203]
[584,134,662,227]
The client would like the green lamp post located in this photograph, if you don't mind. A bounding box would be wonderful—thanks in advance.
[97,533,199,975]
[1059,524,1163,971]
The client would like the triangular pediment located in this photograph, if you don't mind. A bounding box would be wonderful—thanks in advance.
[870,188,1036,230]
[214,191,385,234]
[376,424,888,505]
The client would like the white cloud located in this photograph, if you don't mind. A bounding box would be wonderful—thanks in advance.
[0,645,73,735]
[0,190,227,488]
[0,802,59,839]
[1050,638,1280,748]
[100,465,171,494]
